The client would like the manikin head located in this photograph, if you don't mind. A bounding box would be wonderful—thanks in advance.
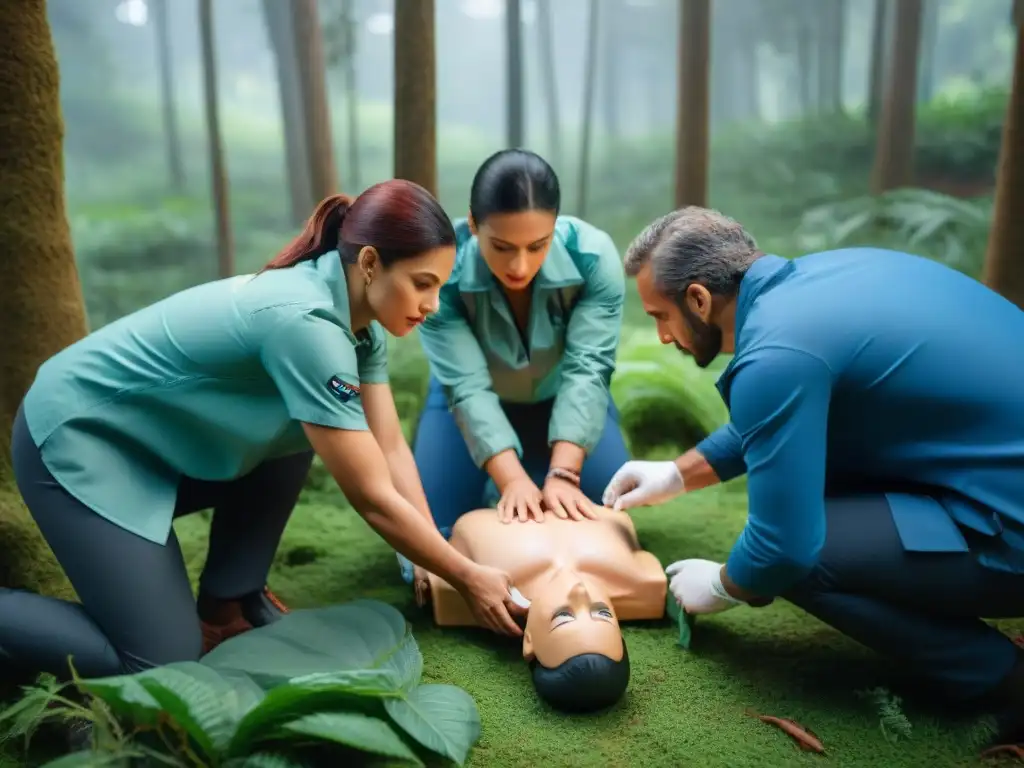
[624,207,762,368]
[261,180,457,337]
[521,567,630,713]
[466,148,561,293]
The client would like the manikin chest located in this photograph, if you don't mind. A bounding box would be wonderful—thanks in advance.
[452,512,637,580]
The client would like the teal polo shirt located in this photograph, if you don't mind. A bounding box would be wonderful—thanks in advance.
[22,252,388,545]
[417,215,625,467]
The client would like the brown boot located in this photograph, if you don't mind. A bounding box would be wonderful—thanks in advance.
[199,586,290,654]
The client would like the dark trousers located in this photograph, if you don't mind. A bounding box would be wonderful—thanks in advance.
[5,404,312,680]
[783,495,1024,701]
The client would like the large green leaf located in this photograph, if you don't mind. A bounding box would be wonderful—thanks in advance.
[133,662,257,758]
[37,752,132,768]
[383,684,481,767]
[277,712,423,765]
[224,752,312,768]
[76,674,162,727]
[202,600,422,692]
[228,680,391,755]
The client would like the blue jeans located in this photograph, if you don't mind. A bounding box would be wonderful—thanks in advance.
[398,377,630,582]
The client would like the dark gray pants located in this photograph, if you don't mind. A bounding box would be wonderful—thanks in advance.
[784,495,1024,702]
[6,404,312,679]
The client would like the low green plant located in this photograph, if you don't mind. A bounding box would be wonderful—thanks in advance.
[0,601,481,767]
[795,187,993,277]
[855,686,913,744]
[610,330,729,456]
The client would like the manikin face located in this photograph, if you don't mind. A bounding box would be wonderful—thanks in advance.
[522,567,624,668]
[634,262,723,368]
[469,210,557,292]
[361,245,456,337]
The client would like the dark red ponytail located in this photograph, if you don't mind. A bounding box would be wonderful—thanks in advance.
[261,180,455,273]
[262,194,352,271]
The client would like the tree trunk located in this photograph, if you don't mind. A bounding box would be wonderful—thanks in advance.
[536,0,561,167]
[674,0,710,209]
[198,0,234,278]
[981,18,1024,308]
[576,0,600,217]
[869,0,923,195]
[394,0,437,196]
[262,0,314,225]
[291,0,338,202]
[600,0,619,144]
[867,0,889,124]
[917,0,939,103]
[505,0,524,148]
[0,3,86,595]
[152,0,185,192]
[825,0,846,112]
[796,20,813,114]
[341,2,361,192]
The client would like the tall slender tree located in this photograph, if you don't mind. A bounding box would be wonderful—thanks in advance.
[198,0,234,278]
[0,3,85,595]
[981,2,1024,309]
[394,0,437,196]
[262,0,314,225]
[869,0,923,194]
[674,0,711,209]
[536,0,561,166]
[506,0,524,148]
[576,0,600,217]
[291,0,338,202]
[152,0,185,191]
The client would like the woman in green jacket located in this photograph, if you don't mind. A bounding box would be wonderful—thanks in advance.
[6,180,525,686]
[400,149,630,585]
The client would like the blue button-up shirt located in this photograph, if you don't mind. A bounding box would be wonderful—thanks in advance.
[696,248,1024,595]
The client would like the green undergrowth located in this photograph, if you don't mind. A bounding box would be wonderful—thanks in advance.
[160,484,1023,768]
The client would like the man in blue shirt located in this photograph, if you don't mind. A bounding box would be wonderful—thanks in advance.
[602,207,1024,746]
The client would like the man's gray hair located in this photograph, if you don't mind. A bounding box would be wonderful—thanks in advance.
[623,207,760,298]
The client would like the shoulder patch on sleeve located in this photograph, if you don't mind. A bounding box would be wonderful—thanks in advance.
[326,374,361,402]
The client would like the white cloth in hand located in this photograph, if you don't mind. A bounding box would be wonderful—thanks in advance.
[666,558,743,615]
[602,460,685,510]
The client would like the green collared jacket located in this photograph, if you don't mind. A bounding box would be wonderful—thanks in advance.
[418,215,625,467]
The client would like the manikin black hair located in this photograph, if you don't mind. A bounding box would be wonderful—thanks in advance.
[529,642,631,714]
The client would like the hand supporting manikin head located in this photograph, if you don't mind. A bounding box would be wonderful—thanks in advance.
[422,507,666,714]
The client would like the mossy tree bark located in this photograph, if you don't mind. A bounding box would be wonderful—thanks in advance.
[869,0,922,195]
[394,0,437,196]
[674,0,710,209]
[981,8,1024,309]
[0,4,85,596]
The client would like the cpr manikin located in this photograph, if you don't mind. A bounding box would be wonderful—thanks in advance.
[423,507,668,713]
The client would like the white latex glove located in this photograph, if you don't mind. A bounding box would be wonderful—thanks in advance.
[602,460,685,510]
[666,558,743,615]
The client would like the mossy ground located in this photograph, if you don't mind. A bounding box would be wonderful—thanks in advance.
[164,482,1024,767]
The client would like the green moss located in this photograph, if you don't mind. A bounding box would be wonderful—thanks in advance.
[0,487,73,599]
[164,485,1024,767]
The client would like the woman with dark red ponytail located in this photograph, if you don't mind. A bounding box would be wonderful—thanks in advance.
[6,179,526,693]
